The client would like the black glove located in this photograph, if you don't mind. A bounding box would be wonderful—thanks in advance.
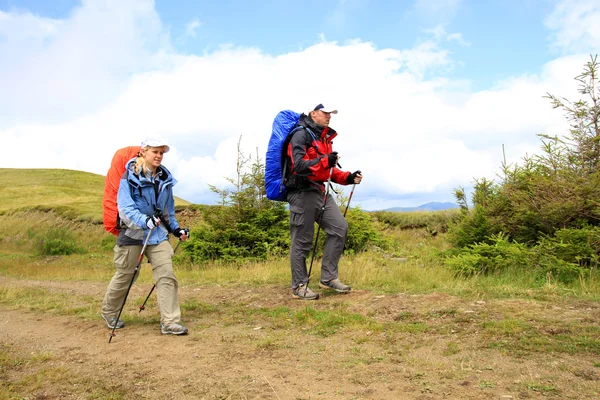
[326,152,338,168]
[346,170,362,184]
[173,227,190,238]
[145,215,161,229]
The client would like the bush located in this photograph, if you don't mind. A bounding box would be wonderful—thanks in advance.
[445,56,600,283]
[447,205,495,248]
[449,56,600,249]
[344,207,391,254]
[537,226,600,267]
[184,204,290,263]
[445,233,531,276]
[444,230,590,283]
[36,227,83,256]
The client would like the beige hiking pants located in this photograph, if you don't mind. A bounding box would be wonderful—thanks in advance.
[101,240,181,325]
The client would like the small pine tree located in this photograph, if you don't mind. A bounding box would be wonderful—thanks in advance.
[187,137,289,262]
[447,55,600,281]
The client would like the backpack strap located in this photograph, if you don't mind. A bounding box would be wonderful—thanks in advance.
[302,126,317,143]
[282,125,317,179]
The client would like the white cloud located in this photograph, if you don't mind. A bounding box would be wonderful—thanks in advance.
[545,0,600,53]
[409,0,463,24]
[424,24,469,46]
[184,17,201,39]
[0,0,588,211]
[0,0,170,127]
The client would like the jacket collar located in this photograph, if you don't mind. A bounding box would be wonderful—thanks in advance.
[301,114,338,141]
[125,159,173,185]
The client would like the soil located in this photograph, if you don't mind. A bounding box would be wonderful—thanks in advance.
[1,277,599,400]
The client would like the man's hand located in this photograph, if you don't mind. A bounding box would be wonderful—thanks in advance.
[327,152,339,168]
[346,170,362,184]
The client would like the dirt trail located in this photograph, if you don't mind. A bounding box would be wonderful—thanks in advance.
[1,278,599,399]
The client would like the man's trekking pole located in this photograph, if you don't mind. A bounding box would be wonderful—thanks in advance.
[139,239,183,312]
[343,170,361,218]
[305,166,334,296]
[108,228,153,343]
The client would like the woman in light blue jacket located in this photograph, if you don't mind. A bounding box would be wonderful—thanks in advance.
[101,138,190,335]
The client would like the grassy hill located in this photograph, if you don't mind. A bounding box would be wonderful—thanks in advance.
[0,168,191,223]
[1,170,600,400]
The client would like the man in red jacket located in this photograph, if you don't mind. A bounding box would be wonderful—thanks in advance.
[284,104,362,300]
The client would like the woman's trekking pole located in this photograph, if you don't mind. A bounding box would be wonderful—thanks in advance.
[139,239,182,313]
[343,170,361,218]
[108,228,153,343]
[305,167,334,296]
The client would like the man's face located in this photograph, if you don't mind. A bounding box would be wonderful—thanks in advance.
[311,110,332,127]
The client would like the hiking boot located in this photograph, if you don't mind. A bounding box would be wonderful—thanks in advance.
[292,284,319,300]
[160,323,189,335]
[319,278,351,293]
[101,314,125,329]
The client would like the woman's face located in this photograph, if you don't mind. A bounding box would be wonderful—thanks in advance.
[143,146,166,170]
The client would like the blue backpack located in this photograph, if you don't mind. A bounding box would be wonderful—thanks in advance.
[265,110,315,201]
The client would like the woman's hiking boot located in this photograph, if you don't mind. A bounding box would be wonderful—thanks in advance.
[101,314,125,329]
[160,323,189,335]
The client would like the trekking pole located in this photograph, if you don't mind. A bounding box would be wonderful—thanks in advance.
[305,166,334,296]
[108,228,153,343]
[139,239,182,312]
[343,170,361,218]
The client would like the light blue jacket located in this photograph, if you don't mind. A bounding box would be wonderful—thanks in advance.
[117,158,180,244]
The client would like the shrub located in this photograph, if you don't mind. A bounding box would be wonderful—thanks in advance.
[449,56,600,249]
[447,205,495,248]
[444,230,590,283]
[538,226,600,266]
[445,233,531,276]
[184,204,290,263]
[36,227,83,256]
[446,56,600,283]
[344,207,391,254]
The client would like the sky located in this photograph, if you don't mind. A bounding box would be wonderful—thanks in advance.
[1,0,599,210]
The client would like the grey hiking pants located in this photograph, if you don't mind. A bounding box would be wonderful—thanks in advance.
[288,190,348,290]
[101,240,181,325]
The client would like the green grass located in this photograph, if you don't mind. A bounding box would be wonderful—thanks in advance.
[372,209,460,230]
[2,212,599,302]
[0,168,106,222]
[2,167,598,299]
[4,168,600,399]
[0,168,190,224]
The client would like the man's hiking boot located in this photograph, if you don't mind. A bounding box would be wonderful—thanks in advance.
[161,323,189,335]
[101,314,125,329]
[319,278,351,293]
[292,284,319,300]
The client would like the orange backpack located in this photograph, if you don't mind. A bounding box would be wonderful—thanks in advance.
[102,146,141,235]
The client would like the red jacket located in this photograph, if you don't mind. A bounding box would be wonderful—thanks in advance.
[286,114,350,192]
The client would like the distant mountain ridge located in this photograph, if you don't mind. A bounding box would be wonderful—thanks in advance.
[382,202,459,212]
